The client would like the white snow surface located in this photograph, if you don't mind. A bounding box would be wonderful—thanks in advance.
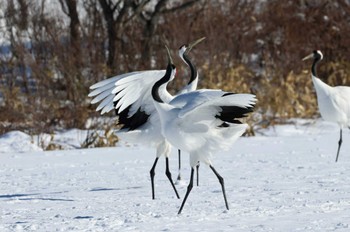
[1,119,350,231]
[0,131,42,153]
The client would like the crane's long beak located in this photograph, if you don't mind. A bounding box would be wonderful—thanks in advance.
[302,53,314,61]
[165,44,173,64]
[187,37,206,52]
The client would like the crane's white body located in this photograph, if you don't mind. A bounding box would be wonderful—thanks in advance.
[312,75,350,128]
[154,90,255,167]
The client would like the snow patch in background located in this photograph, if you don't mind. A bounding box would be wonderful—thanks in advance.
[0,131,42,153]
[0,119,341,153]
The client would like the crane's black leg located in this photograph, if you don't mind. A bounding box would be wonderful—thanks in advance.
[150,157,159,199]
[165,157,180,199]
[196,162,200,186]
[335,129,343,162]
[178,168,194,214]
[177,149,181,181]
[209,165,229,210]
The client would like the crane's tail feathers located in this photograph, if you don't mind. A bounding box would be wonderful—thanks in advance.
[213,93,256,123]
[216,105,254,123]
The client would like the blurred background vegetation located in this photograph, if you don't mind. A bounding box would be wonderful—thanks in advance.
[1,0,350,137]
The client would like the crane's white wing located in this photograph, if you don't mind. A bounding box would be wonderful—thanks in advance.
[111,70,174,116]
[176,92,256,135]
[89,71,141,114]
[89,70,167,116]
[170,91,256,134]
[170,89,225,110]
[171,90,256,119]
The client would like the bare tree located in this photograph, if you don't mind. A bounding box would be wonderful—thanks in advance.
[98,0,139,71]
[59,0,81,55]
[138,0,201,67]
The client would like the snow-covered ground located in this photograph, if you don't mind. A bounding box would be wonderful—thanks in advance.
[1,119,350,231]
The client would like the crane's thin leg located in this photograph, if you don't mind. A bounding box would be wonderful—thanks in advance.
[150,157,159,200]
[210,165,229,210]
[178,168,194,214]
[165,157,180,199]
[196,162,200,186]
[335,129,343,162]
[177,149,181,181]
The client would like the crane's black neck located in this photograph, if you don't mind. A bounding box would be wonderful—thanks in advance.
[311,58,319,77]
[182,52,197,85]
[152,63,174,103]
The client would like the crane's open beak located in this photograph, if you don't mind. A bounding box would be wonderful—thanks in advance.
[302,53,314,61]
[187,37,206,52]
[165,44,173,64]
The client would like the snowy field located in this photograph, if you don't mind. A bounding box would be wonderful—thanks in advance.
[1,119,350,231]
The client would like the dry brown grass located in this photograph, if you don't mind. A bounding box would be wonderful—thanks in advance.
[81,128,119,149]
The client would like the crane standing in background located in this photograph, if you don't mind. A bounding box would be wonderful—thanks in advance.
[303,50,350,162]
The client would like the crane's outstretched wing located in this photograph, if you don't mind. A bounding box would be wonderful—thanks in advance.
[89,70,166,115]
[172,90,256,119]
[89,69,175,133]
[112,70,174,116]
[113,70,174,131]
